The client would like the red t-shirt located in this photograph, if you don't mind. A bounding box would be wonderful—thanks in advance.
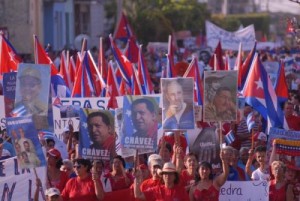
[48,170,69,193]
[106,172,134,191]
[269,180,287,201]
[180,169,195,187]
[193,185,219,201]
[286,115,300,131]
[140,178,161,192]
[144,184,189,201]
[61,175,102,201]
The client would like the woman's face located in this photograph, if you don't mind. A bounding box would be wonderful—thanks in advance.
[74,163,88,177]
[272,164,284,178]
[184,156,197,170]
[162,173,176,185]
[199,165,211,179]
[113,158,123,171]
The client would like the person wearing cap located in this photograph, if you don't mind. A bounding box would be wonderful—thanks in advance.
[139,154,163,192]
[162,78,194,130]
[16,67,48,114]
[189,149,230,201]
[134,162,189,201]
[61,158,105,201]
[46,148,69,193]
[15,67,48,129]
[204,86,236,122]
[34,178,63,201]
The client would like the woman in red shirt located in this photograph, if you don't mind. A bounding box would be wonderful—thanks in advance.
[46,148,69,193]
[134,162,189,201]
[61,158,104,201]
[189,149,229,201]
[269,160,294,201]
[105,155,133,191]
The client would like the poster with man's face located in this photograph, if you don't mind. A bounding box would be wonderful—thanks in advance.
[14,64,51,129]
[161,78,195,130]
[121,95,160,150]
[79,108,115,161]
[203,71,237,122]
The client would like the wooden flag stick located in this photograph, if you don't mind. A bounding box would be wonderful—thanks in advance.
[33,168,46,201]
[219,121,223,148]
[134,149,139,173]
[251,129,255,150]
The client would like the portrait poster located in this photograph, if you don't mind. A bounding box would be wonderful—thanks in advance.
[121,95,160,150]
[267,128,300,170]
[187,125,222,174]
[0,96,5,130]
[14,64,51,130]
[161,77,195,130]
[2,72,17,117]
[6,116,46,169]
[79,108,115,161]
[203,71,238,122]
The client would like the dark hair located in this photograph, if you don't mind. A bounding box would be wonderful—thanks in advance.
[73,158,92,172]
[87,112,110,126]
[46,139,55,145]
[158,142,172,153]
[195,161,213,182]
[254,145,267,153]
[55,158,63,169]
[72,132,79,141]
[184,152,198,163]
[131,98,156,113]
[113,155,126,168]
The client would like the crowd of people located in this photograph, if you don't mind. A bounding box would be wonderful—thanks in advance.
[0,42,300,201]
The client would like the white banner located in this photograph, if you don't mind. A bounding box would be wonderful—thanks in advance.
[206,21,256,51]
[0,96,5,130]
[0,157,46,201]
[220,181,269,201]
[52,97,109,140]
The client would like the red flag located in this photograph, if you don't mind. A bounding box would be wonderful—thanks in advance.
[0,33,22,75]
[132,67,142,95]
[208,41,224,70]
[125,36,139,63]
[113,11,135,40]
[71,52,93,97]
[68,55,76,88]
[275,61,289,103]
[59,51,72,90]
[87,51,106,96]
[106,61,120,109]
[286,18,295,34]
[33,35,58,75]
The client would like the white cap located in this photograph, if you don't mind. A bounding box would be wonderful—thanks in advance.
[45,187,60,197]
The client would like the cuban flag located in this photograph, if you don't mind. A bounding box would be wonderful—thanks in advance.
[246,112,256,132]
[224,130,235,145]
[208,41,225,71]
[183,56,204,105]
[109,34,133,86]
[238,42,256,91]
[242,53,284,129]
[162,35,176,78]
[0,33,22,75]
[113,11,135,41]
[137,45,153,95]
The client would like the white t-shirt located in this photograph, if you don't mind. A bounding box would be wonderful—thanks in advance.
[251,168,270,181]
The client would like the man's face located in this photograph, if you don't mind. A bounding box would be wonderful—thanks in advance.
[214,90,232,113]
[24,142,30,152]
[132,103,156,132]
[284,104,294,117]
[166,82,184,111]
[88,116,111,145]
[19,77,41,103]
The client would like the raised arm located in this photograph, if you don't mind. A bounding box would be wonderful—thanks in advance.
[245,149,255,179]
[91,167,105,200]
[214,149,230,188]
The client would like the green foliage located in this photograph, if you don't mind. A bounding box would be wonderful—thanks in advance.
[105,0,211,44]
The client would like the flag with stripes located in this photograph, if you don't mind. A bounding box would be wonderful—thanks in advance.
[224,130,235,145]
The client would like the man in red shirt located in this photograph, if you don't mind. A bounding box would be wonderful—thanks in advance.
[284,102,300,131]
